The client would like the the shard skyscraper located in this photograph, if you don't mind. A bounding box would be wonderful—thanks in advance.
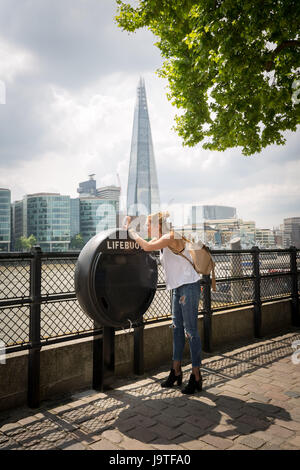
[127,78,160,216]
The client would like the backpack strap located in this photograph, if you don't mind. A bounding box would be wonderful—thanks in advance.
[170,244,217,291]
[211,261,216,291]
[168,245,197,271]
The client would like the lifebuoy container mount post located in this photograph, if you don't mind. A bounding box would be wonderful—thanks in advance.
[75,228,158,328]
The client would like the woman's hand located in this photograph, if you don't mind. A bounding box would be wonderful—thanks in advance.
[128,228,139,240]
[123,215,132,230]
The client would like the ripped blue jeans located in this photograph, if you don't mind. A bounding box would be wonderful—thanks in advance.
[171,279,202,367]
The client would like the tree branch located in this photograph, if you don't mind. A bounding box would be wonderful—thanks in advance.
[265,40,300,71]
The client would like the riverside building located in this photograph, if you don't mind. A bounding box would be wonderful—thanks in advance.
[13,193,71,252]
[0,188,11,252]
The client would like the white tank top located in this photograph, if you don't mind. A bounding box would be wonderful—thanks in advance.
[160,245,201,290]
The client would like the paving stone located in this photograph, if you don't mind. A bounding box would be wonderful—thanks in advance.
[199,434,234,449]
[71,389,98,400]
[261,442,281,450]
[249,431,285,446]
[185,414,215,430]
[179,439,208,450]
[155,413,182,428]
[280,443,299,450]
[18,415,41,426]
[222,385,249,396]
[286,435,300,448]
[30,440,58,450]
[265,391,290,402]
[161,406,190,419]
[177,423,205,439]
[151,439,183,450]
[62,442,88,450]
[0,437,22,450]
[131,405,160,418]
[120,415,157,430]
[0,432,9,444]
[101,429,123,444]
[229,443,253,450]
[0,422,21,433]
[142,400,168,412]
[274,418,300,431]
[3,426,28,438]
[236,414,270,429]
[243,384,264,393]
[89,438,122,450]
[118,436,154,450]
[267,424,295,439]
[149,423,182,440]
[209,424,239,438]
[239,435,266,449]
[127,426,158,443]
[50,404,74,415]
[248,393,271,404]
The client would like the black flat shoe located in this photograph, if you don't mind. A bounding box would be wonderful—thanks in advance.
[161,368,183,388]
[181,373,202,394]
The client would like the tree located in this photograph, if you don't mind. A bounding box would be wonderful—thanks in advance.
[70,233,84,250]
[116,0,300,155]
[15,235,37,251]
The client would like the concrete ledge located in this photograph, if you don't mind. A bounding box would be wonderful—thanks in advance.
[261,298,292,336]
[0,299,296,411]
[212,306,254,346]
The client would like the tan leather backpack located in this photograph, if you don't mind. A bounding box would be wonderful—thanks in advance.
[169,235,216,291]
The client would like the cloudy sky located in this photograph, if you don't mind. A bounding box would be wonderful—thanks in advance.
[0,0,299,229]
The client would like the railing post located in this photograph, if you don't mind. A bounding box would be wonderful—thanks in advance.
[92,321,104,391]
[28,245,42,408]
[93,325,115,391]
[134,320,144,375]
[252,246,262,338]
[290,246,300,327]
[202,275,212,352]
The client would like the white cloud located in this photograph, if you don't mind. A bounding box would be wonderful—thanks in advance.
[0,0,299,232]
[0,36,37,82]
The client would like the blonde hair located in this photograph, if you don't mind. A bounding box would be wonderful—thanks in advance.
[147,211,171,236]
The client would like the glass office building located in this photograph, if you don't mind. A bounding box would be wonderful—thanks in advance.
[127,78,160,216]
[97,185,120,214]
[80,197,117,244]
[0,188,11,251]
[11,200,24,250]
[77,174,97,197]
[24,193,70,251]
[189,205,237,225]
[70,198,80,237]
[283,217,300,248]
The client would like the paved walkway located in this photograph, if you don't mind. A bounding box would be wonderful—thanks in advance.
[1,330,300,451]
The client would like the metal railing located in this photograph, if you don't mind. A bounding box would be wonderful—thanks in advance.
[0,246,299,352]
[0,246,299,407]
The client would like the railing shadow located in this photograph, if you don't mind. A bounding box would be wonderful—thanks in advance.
[1,333,298,448]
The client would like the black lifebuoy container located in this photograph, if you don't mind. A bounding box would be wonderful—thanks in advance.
[75,228,158,328]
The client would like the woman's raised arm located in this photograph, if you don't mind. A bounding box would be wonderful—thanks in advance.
[129,230,173,252]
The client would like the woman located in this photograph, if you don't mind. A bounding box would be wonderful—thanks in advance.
[128,211,203,394]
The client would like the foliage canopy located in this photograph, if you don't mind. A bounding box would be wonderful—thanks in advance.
[116,0,300,155]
